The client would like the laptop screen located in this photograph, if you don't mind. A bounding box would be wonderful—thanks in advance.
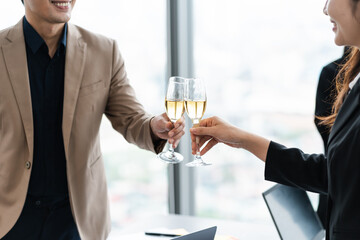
[262,184,324,240]
[172,226,217,240]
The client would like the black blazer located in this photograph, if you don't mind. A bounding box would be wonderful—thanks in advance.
[314,56,346,227]
[265,78,360,240]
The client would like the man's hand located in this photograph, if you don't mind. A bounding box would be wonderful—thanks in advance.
[150,113,185,148]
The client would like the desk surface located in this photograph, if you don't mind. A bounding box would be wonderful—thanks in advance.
[108,214,279,239]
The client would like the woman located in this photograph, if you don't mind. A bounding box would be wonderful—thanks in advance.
[190,0,360,239]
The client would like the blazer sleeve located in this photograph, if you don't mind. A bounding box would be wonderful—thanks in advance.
[104,40,166,153]
[265,141,328,194]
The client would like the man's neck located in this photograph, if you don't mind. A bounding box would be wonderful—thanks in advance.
[25,15,66,58]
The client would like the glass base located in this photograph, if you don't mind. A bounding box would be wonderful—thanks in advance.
[186,159,212,167]
[158,151,184,164]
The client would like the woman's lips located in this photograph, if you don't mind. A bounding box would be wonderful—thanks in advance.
[330,20,337,32]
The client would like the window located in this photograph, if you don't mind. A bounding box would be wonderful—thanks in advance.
[192,0,342,223]
[72,0,168,229]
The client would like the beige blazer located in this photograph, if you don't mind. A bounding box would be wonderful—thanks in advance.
[0,19,161,239]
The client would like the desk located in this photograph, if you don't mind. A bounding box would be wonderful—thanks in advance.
[108,214,279,239]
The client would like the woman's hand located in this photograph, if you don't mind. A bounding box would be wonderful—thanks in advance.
[190,116,244,155]
[190,116,270,161]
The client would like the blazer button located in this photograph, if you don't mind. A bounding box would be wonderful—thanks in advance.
[25,161,31,169]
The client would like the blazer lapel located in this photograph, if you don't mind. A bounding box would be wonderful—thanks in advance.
[328,80,360,145]
[2,19,34,157]
[62,24,87,158]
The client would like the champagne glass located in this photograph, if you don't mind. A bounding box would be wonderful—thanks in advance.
[158,77,185,163]
[185,78,211,167]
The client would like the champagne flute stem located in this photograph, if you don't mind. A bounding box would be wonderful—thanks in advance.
[168,142,175,157]
[193,123,202,161]
[195,136,201,160]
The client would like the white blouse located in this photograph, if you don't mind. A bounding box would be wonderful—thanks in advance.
[349,72,360,90]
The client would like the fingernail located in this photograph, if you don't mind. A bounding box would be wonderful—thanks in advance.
[169,132,174,137]
[175,124,179,128]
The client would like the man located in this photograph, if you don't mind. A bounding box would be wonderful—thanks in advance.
[0,0,185,239]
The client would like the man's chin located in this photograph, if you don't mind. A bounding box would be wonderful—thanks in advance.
[50,15,72,24]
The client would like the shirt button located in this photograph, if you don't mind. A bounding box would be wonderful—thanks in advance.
[35,200,41,206]
[25,161,31,169]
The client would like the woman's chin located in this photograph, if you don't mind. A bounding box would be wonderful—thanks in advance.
[334,36,345,46]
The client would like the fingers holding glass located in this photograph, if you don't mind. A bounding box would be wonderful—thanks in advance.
[185,78,211,167]
[199,138,218,156]
[168,117,185,139]
[190,132,216,156]
[158,77,186,163]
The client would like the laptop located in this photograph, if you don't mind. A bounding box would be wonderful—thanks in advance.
[172,226,217,240]
[262,184,325,240]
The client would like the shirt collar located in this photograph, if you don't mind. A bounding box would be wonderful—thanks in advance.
[61,23,68,48]
[23,17,67,54]
[349,72,360,90]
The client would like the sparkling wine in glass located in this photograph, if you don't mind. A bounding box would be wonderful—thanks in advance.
[158,77,185,163]
[185,78,211,167]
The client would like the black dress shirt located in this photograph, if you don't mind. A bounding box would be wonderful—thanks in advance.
[23,17,68,196]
